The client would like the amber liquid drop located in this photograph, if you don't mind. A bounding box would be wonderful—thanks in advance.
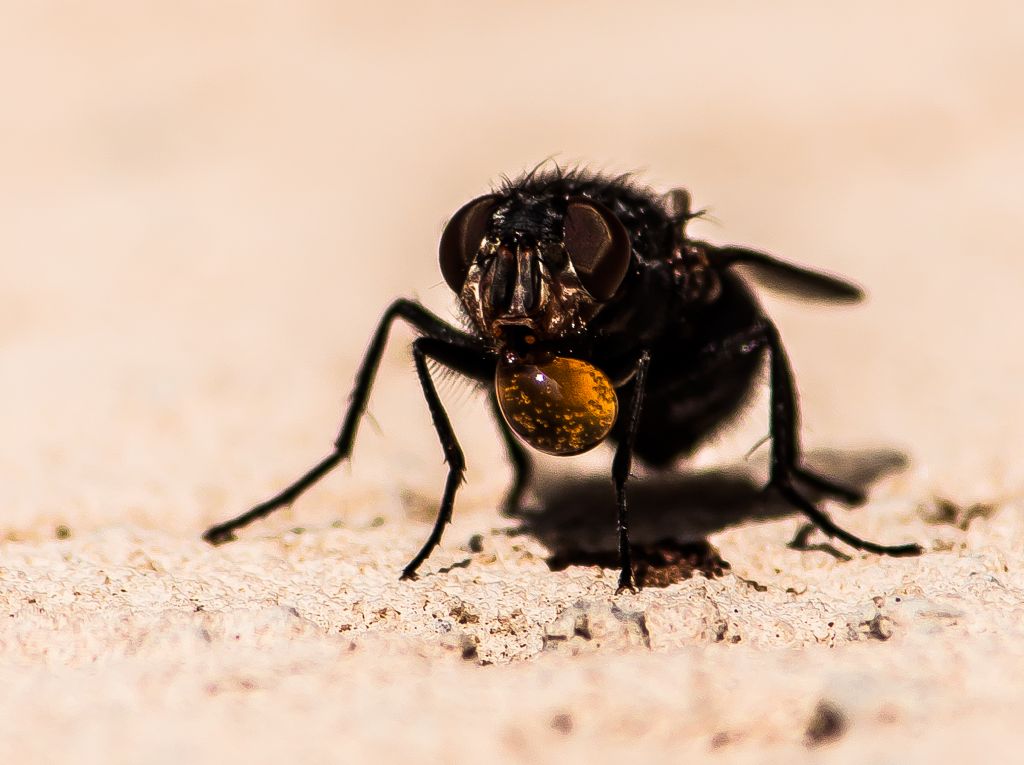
[494,354,619,456]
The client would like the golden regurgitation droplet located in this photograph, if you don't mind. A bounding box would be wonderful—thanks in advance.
[495,355,618,456]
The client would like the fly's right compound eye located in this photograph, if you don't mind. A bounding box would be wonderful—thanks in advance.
[439,194,500,292]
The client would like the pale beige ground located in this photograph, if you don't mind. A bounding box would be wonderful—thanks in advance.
[2,3,1023,763]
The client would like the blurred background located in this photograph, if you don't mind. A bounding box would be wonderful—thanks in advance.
[1,1,1021,537]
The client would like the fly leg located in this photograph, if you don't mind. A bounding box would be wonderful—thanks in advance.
[203,299,488,546]
[760,321,922,556]
[399,337,485,579]
[612,350,652,592]
[655,327,875,506]
[653,323,919,556]
[789,467,864,506]
[488,388,533,516]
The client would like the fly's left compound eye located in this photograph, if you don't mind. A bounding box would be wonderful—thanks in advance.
[563,198,631,301]
[495,355,618,456]
[439,194,500,292]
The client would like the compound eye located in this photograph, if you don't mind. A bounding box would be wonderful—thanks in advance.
[563,198,631,301]
[439,194,500,292]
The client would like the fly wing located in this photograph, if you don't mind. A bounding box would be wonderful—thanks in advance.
[712,246,864,304]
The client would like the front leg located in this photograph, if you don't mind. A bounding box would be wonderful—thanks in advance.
[612,350,652,592]
[400,337,481,579]
[203,298,486,545]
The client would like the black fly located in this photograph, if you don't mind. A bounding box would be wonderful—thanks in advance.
[204,167,921,590]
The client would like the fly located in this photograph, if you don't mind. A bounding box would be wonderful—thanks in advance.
[203,167,921,590]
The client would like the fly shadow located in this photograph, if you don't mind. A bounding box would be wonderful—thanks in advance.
[507,447,909,587]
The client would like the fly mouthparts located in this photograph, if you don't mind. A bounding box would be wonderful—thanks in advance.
[492,320,539,345]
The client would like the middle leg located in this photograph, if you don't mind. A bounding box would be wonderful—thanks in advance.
[611,350,652,591]
[644,322,920,556]
[760,321,921,556]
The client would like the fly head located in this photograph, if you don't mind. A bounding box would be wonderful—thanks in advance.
[439,193,631,351]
